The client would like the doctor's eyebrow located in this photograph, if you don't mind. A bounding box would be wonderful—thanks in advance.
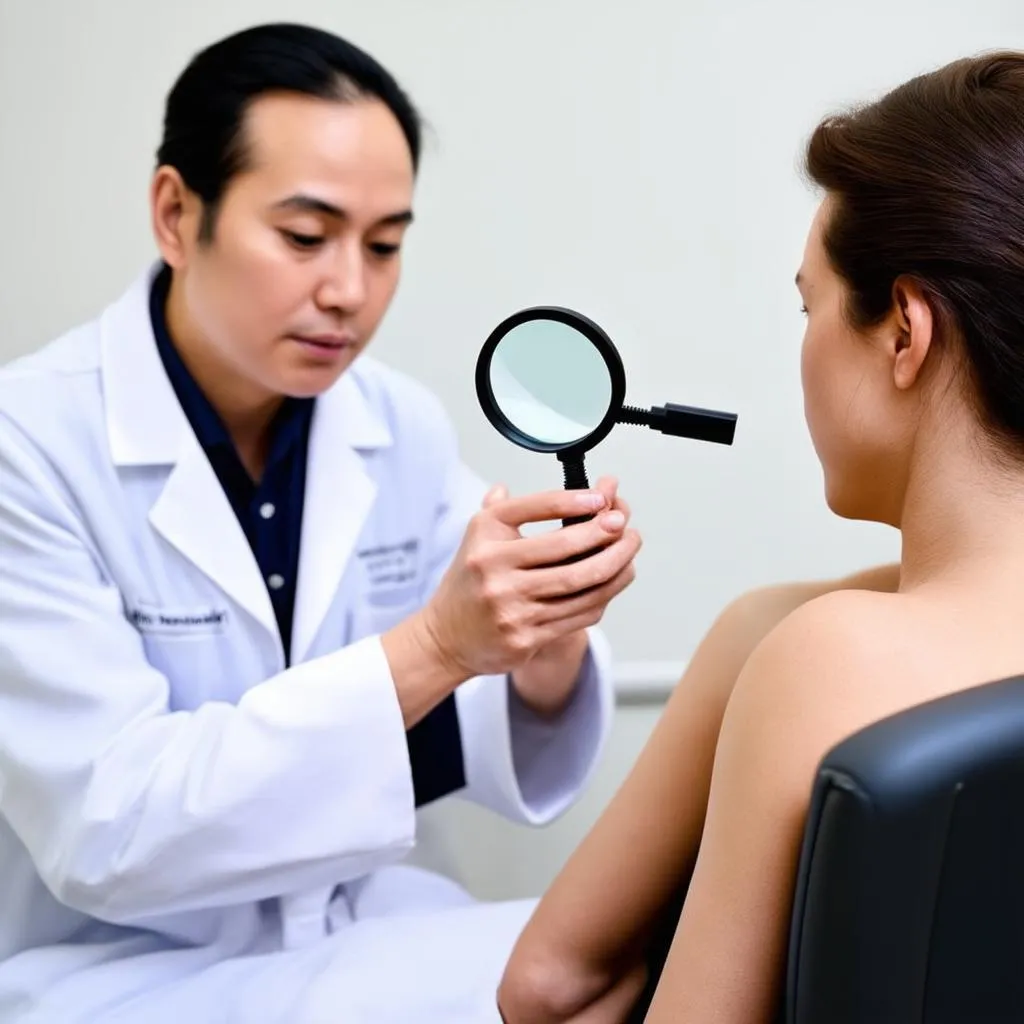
[272,194,414,227]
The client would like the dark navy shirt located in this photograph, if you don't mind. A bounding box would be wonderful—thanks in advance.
[150,264,313,665]
[149,265,465,807]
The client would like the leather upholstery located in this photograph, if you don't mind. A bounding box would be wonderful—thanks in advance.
[628,674,1024,1023]
[785,674,1024,1024]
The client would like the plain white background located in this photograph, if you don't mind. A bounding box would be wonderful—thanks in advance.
[1,0,1021,896]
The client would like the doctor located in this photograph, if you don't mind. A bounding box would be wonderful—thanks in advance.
[0,22,640,1024]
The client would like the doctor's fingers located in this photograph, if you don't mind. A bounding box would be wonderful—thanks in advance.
[587,476,632,527]
[513,511,629,569]
[592,476,635,514]
[534,559,638,633]
[485,487,611,529]
[524,529,642,601]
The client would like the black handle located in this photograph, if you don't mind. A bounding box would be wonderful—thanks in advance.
[618,402,737,445]
[555,452,598,566]
[559,453,592,529]
[660,403,737,444]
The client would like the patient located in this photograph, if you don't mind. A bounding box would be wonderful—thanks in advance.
[497,50,1024,1024]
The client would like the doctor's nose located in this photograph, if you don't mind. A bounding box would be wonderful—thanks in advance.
[316,245,368,315]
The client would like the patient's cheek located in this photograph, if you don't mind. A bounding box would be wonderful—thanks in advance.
[800,329,833,459]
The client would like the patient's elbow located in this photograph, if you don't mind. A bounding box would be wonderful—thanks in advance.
[498,948,607,1023]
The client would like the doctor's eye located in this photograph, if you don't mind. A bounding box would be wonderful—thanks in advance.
[368,242,401,259]
[281,230,325,251]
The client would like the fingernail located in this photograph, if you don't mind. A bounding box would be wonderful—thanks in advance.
[602,511,625,530]
[578,492,605,510]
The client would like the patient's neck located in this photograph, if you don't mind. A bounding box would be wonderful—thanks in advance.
[897,422,1024,591]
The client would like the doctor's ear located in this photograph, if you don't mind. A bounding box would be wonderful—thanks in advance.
[150,167,205,268]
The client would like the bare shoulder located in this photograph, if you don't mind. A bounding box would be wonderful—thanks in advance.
[726,588,921,764]
[657,589,924,1024]
[745,587,907,682]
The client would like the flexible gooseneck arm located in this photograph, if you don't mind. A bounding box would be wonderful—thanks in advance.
[617,403,737,445]
[558,451,591,528]
[556,403,736,529]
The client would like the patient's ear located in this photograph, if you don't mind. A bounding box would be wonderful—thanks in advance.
[889,276,935,391]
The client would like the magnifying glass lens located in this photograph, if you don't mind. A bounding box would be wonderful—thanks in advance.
[488,320,613,447]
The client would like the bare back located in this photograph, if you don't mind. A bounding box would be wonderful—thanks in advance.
[796,575,1024,765]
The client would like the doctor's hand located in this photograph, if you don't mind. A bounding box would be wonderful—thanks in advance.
[501,479,634,717]
[382,477,638,727]
[424,476,639,680]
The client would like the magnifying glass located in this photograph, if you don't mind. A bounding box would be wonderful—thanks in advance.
[476,306,738,528]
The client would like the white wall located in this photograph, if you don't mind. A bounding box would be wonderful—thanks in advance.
[2,0,1021,897]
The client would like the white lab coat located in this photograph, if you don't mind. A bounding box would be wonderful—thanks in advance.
[0,266,615,1023]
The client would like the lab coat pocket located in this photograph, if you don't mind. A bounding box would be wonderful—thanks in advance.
[130,604,239,710]
[140,633,233,710]
[356,585,422,639]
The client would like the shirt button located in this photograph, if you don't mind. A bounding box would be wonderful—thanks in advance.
[267,574,286,591]
[260,503,276,520]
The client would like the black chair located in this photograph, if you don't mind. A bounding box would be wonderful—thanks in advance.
[786,672,1024,1023]
[630,674,1024,1023]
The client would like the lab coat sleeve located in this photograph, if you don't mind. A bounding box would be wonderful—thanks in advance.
[423,447,616,826]
[457,628,616,825]
[0,418,416,924]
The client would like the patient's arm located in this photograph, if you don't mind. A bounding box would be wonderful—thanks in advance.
[497,569,900,1023]
[644,592,900,1023]
[497,594,771,1021]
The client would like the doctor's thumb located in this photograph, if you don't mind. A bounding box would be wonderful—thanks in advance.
[482,484,508,508]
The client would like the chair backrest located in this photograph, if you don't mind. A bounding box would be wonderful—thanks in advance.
[785,674,1024,1024]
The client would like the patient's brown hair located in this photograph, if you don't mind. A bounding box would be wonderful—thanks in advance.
[805,51,1024,458]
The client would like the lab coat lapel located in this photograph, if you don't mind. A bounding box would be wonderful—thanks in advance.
[149,436,279,640]
[100,265,278,642]
[290,366,391,665]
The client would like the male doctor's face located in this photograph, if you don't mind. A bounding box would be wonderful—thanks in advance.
[153,93,415,402]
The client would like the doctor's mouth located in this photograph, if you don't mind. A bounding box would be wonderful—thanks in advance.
[286,331,360,363]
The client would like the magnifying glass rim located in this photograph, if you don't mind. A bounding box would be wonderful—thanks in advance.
[475,305,627,457]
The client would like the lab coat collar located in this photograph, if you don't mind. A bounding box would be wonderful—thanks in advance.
[101,264,184,467]
[99,264,392,658]
[99,264,393,466]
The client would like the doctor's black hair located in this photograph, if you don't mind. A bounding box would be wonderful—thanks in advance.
[156,23,423,242]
